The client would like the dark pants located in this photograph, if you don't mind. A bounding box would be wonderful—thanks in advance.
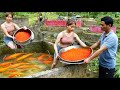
[99,65,115,78]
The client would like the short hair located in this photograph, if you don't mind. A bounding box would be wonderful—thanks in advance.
[5,12,13,18]
[101,16,113,27]
[66,19,76,26]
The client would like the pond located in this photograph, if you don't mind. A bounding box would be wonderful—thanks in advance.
[0,41,98,78]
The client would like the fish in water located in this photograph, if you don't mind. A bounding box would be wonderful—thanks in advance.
[0,67,9,73]
[17,64,34,69]
[42,56,53,64]
[3,53,26,61]
[9,62,30,68]
[15,53,33,61]
[8,72,25,78]
[27,57,36,61]
[37,53,50,61]
[3,70,18,75]
[0,62,13,68]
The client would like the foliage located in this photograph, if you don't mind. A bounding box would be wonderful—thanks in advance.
[0,12,38,26]
[114,52,120,78]
[1,12,120,26]
[116,30,120,38]
[87,57,99,73]
[42,12,59,20]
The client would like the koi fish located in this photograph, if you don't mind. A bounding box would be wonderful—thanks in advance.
[15,53,33,61]
[37,53,49,60]
[19,69,28,72]
[3,70,17,75]
[48,57,53,61]
[0,62,13,67]
[17,65,34,69]
[27,57,36,61]
[8,72,25,78]
[0,67,9,73]
[0,63,28,72]
[42,60,52,64]
[3,53,26,61]
[42,56,53,64]
[9,62,30,68]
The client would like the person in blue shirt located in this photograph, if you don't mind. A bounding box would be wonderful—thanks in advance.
[84,16,118,78]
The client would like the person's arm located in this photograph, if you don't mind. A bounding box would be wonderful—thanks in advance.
[1,24,13,39]
[13,23,20,30]
[84,35,117,64]
[74,33,87,47]
[14,23,27,30]
[54,32,63,58]
[90,40,100,49]
[84,45,107,63]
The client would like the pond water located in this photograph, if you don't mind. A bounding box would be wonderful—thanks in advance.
[0,42,98,78]
[0,52,53,78]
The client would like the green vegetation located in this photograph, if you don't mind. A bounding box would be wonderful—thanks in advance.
[114,52,120,78]
[87,58,99,73]
[1,12,120,27]
[0,12,120,77]
[0,12,38,26]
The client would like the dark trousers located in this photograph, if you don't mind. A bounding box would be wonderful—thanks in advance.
[99,65,115,78]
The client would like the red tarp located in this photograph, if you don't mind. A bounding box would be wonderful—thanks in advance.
[89,26,116,33]
[44,20,82,27]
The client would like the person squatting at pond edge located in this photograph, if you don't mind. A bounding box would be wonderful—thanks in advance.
[51,19,87,69]
[0,12,28,49]
[84,16,118,78]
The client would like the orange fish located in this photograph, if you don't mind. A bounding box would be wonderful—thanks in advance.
[37,53,49,60]
[0,67,9,73]
[48,57,53,61]
[3,70,18,75]
[3,71,11,75]
[19,69,28,72]
[42,60,52,64]
[42,56,53,64]
[9,62,30,68]
[27,57,36,61]
[3,53,26,61]
[17,65,34,69]
[0,62,13,67]
[15,53,33,61]
[8,72,25,78]
[8,70,18,72]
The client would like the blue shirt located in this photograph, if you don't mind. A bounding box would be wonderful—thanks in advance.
[99,30,118,69]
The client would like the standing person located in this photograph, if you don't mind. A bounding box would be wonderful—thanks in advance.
[51,19,87,69]
[84,16,118,78]
[0,12,27,49]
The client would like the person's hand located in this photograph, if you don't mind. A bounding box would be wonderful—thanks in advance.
[22,26,27,30]
[84,57,91,64]
[84,46,90,48]
[12,36,16,40]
